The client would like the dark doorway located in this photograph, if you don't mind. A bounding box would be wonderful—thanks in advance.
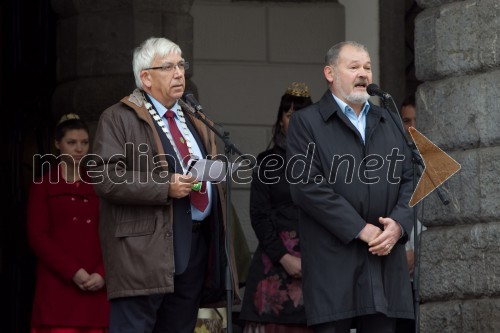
[0,0,57,332]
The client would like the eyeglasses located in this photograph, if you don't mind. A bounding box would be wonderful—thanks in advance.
[144,61,189,72]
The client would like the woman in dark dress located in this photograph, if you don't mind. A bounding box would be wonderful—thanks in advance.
[240,83,313,333]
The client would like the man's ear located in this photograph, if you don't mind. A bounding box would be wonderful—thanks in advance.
[324,65,335,84]
[140,70,152,89]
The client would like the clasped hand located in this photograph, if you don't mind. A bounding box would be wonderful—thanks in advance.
[280,253,302,279]
[73,268,105,291]
[359,217,400,256]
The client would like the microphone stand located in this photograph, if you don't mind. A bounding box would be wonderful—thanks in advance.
[181,101,254,333]
[380,96,450,333]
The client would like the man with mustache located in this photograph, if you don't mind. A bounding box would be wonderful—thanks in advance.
[287,41,414,332]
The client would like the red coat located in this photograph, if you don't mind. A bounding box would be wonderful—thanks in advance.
[27,167,109,327]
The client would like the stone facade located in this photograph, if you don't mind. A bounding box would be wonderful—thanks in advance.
[414,0,500,331]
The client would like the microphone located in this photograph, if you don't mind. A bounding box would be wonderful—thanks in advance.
[366,84,392,99]
[182,91,204,113]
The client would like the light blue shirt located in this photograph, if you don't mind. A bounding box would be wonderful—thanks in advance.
[332,94,370,143]
[149,95,212,220]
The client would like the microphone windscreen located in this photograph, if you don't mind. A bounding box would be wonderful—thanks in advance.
[366,83,379,96]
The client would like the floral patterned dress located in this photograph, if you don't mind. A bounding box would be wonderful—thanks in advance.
[240,147,309,328]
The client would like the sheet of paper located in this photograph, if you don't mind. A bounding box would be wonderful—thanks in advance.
[187,158,243,182]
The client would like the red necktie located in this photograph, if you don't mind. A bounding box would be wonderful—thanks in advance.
[165,110,208,212]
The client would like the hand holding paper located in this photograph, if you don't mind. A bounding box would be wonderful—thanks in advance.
[186,158,244,182]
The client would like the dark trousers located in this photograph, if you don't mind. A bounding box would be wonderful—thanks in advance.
[109,229,208,333]
[313,314,396,333]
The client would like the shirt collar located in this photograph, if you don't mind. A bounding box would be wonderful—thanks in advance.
[146,93,180,118]
[332,93,370,118]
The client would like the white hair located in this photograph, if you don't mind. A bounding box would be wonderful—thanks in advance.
[132,37,182,89]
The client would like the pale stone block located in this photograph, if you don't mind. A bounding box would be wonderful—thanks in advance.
[212,125,271,191]
[268,3,345,63]
[419,222,500,301]
[191,63,327,125]
[419,147,500,225]
[191,3,267,61]
[415,0,500,80]
[417,0,461,9]
[213,125,272,160]
[420,298,500,333]
[416,70,500,151]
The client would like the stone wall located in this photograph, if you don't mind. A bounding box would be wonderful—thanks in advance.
[414,0,500,331]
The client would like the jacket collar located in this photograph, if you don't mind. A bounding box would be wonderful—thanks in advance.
[318,90,386,123]
[121,89,152,123]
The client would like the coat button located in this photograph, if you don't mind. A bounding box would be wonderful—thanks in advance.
[83,198,88,203]
[71,197,75,201]
[166,231,172,237]
[72,217,78,221]
[86,219,91,223]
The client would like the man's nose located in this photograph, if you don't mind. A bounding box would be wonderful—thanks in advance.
[173,65,183,77]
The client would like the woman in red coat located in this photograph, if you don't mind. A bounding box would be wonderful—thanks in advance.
[27,114,109,333]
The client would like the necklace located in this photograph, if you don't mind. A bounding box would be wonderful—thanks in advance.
[143,94,196,172]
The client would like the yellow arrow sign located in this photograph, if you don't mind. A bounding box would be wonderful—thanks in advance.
[408,127,461,207]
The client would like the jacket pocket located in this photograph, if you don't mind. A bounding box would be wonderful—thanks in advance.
[114,217,156,238]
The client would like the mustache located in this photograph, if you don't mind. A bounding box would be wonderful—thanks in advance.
[354,79,368,86]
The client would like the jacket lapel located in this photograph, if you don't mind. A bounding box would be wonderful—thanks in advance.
[319,90,364,143]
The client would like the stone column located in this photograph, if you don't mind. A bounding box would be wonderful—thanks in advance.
[50,0,195,128]
[414,0,500,331]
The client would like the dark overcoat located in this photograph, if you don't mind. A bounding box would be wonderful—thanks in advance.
[287,90,415,326]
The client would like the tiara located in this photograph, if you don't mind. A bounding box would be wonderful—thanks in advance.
[286,82,310,98]
[57,113,80,125]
